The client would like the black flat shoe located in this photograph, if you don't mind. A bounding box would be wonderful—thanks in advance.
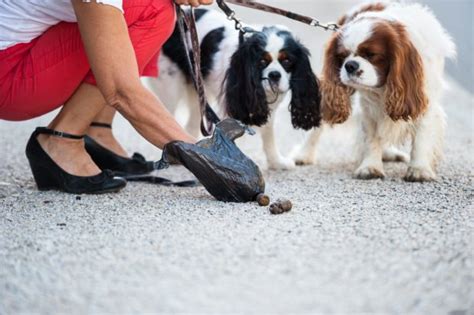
[84,122,154,178]
[25,127,127,194]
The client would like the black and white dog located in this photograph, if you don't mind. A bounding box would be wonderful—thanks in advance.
[145,9,321,169]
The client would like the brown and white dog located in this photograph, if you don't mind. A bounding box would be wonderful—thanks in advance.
[295,1,456,181]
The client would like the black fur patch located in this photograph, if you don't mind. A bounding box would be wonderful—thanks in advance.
[194,8,209,21]
[162,10,224,81]
[223,32,270,127]
[162,24,191,78]
[284,37,322,130]
[200,27,225,78]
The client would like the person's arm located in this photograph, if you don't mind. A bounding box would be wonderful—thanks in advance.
[71,1,210,148]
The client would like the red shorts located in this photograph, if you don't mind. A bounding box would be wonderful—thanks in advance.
[0,0,176,121]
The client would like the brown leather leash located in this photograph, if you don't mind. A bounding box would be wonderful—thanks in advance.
[216,0,340,33]
[176,6,221,137]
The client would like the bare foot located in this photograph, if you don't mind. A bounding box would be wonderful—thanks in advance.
[37,134,101,176]
[87,127,128,157]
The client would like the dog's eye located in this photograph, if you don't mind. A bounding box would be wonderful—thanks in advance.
[336,54,347,64]
[365,52,377,59]
[281,58,292,68]
[259,58,269,67]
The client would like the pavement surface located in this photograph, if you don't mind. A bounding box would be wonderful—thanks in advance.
[1,2,473,314]
[1,76,472,314]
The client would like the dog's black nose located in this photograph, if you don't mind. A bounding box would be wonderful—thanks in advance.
[268,71,282,82]
[344,61,359,74]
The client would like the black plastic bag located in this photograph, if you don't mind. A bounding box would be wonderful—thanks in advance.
[157,119,265,202]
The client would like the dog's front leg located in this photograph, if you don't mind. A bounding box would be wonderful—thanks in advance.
[184,87,203,139]
[261,115,296,170]
[404,109,445,182]
[354,117,385,179]
[293,126,324,166]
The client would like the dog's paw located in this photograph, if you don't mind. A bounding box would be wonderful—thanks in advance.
[268,157,296,170]
[354,166,385,180]
[404,166,436,182]
[293,150,317,166]
[382,147,410,163]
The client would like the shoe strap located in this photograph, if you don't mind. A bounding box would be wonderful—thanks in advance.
[35,127,85,140]
[90,122,112,129]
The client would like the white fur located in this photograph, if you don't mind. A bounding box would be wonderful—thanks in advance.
[296,2,455,182]
[262,32,291,95]
[259,93,296,170]
[341,18,373,51]
[265,32,285,55]
[145,10,297,170]
[340,54,380,88]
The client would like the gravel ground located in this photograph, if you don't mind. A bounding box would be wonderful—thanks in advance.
[1,76,472,314]
[1,1,473,312]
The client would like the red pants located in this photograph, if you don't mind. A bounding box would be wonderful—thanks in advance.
[0,0,175,121]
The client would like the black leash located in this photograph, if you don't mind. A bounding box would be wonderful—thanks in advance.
[176,6,221,137]
[216,0,340,33]
[126,174,198,187]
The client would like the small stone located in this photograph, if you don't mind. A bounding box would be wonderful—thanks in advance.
[57,223,66,227]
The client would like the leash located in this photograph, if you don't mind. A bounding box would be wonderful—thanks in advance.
[174,1,338,136]
[125,174,198,187]
[176,6,221,137]
[216,0,340,33]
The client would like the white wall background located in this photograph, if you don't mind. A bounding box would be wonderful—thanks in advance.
[419,0,473,92]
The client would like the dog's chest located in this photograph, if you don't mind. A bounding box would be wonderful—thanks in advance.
[359,91,415,144]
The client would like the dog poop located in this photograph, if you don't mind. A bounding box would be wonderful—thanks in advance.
[256,193,270,206]
[269,199,292,215]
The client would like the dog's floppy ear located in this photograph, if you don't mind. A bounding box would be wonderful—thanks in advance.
[321,34,354,124]
[384,22,428,121]
[289,42,321,130]
[222,36,269,127]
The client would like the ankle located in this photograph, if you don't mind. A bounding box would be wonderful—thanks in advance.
[38,133,85,153]
[88,127,114,139]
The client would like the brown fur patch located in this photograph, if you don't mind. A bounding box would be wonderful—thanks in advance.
[320,34,355,124]
[278,51,288,61]
[260,52,272,67]
[373,21,428,121]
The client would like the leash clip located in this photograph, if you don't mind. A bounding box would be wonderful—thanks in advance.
[325,23,340,32]
[310,19,320,27]
[226,11,236,20]
[310,19,339,32]
[227,10,247,33]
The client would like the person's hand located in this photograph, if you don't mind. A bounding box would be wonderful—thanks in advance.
[174,0,213,7]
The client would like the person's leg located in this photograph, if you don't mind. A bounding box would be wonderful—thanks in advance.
[0,0,176,177]
[38,83,107,176]
[87,106,128,157]
[0,22,91,120]
[73,0,175,171]
[83,0,174,157]
[86,51,161,158]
